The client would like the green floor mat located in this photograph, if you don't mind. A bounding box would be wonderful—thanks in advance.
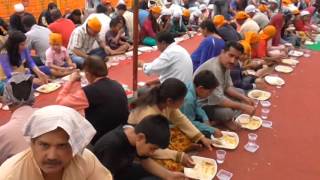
[306,43,320,51]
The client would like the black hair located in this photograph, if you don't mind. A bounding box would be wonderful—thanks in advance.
[200,20,219,34]
[50,8,62,21]
[117,4,127,11]
[21,14,37,29]
[0,17,9,35]
[224,41,244,54]
[132,78,187,107]
[83,56,108,77]
[194,70,219,90]
[71,9,82,16]
[47,2,57,10]
[149,12,160,33]
[135,114,170,149]
[96,4,108,14]
[109,16,122,28]
[156,31,174,44]
[4,31,27,67]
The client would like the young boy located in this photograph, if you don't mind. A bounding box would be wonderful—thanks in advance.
[93,115,186,180]
[105,17,132,54]
[45,33,76,77]
[180,70,223,138]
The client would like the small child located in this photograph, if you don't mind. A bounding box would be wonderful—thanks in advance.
[45,33,76,77]
[105,17,132,54]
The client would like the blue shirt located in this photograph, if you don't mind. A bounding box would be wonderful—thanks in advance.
[180,83,215,134]
[139,9,149,27]
[191,36,225,71]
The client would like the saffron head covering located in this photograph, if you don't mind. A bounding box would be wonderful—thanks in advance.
[150,6,161,15]
[49,33,63,45]
[260,25,277,40]
[235,11,249,20]
[87,17,101,33]
[182,9,191,17]
[213,15,227,28]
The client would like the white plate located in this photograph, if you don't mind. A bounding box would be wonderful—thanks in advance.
[275,65,294,73]
[184,156,217,180]
[36,83,61,93]
[264,76,285,86]
[174,37,184,42]
[138,46,154,52]
[211,131,239,150]
[248,89,271,101]
[305,40,314,45]
[235,114,263,130]
[281,58,299,66]
[289,50,304,57]
[125,51,142,57]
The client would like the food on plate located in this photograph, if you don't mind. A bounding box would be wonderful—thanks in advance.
[194,161,215,179]
[265,76,285,86]
[248,90,271,101]
[275,65,293,73]
[218,135,237,145]
[282,59,299,66]
[37,83,61,93]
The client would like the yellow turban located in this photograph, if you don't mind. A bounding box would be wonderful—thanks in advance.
[258,4,269,12]
[150,6,161,14]
[235,11,249,20]
[260,25,277,40]
[240,40,251,55]
[87,17,101,33]
[49,33,63,45]
[282,0,292,5]
[182,9,190,17]
[293,9,300,15]
[213,15,227,28]
[244,31,260,45]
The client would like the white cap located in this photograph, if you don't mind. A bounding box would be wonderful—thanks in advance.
[268,0,278,4]
[300,10,310,16]
[14,3,24,13]
[193,9,202,17]
[208,4,214,10]
[164,0,172,5]
[199,4,207,11]
[161,8,172,16]
[245,5,258,14]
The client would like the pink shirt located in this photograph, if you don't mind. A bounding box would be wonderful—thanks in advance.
[45,47,69,67]
[0,106,37,164]
[56,81,89,116]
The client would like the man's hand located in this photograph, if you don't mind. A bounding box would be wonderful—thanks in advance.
[181,154,195,168]
[242,96,256,106]
[69,70,81,82]
[240,104,255,115]
[199,137,213,151]
[255,78,267,89]
[165,171,187,180]
[213,128,223,138]
[38,71,49,84]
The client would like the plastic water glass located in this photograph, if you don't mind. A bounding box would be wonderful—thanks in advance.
[216,150,226,164]
[261,107,270,119]
[260,100,271,108]
[248,133,258,146]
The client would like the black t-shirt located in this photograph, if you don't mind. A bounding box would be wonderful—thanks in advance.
[93,126,146,176]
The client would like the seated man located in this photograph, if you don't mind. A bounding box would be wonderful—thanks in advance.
[67,17,116,68]
[139,31,193,85]
[0,73,37,164]
[56,55,129,144]
[0,105,112,180]
[105,17,131,55]
[22,14,51,65]
[94,114,186,180]
[194,41,255,130]
[180,70,223,138]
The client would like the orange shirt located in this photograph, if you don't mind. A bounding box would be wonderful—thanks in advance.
[253,39,267,58]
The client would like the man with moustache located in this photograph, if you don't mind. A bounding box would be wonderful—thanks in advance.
[194,41,256,130]
[0,105,112,180]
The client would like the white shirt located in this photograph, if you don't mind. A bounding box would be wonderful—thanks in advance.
[123,11,134,42]
[84,13,111,43]
[239,18,260,38]
[143,43,193,84]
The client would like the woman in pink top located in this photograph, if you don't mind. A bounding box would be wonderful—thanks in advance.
[45,33,76,77]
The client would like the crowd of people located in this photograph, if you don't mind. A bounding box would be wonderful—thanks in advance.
[0,0,320,179]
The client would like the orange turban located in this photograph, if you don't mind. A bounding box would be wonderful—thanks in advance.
[244,31,260,45]
[293,9,300,15]
[150,6,161,14]
[260,25,277,40]
[258,4,269,12]
[240,40,251,55]
[182,9,190,17]
[87,17,101,33]
[235,11,249,20]
[49,33,63,45]
[282,0,292,5]
[213,15,227,28]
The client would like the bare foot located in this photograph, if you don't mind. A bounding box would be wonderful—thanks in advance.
[224,121,241,131]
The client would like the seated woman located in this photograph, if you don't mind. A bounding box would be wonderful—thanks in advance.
[252,25,285,63]
[213,15,241,42]
[140,6,161,46]
[0,31,48,94]
[129,78,213,171]
[191,20,225,71]
[294,10,315,41]
[105,17,132,55]
[45,33,76,77]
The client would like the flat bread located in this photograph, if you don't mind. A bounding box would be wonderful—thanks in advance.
[275,65,293,73]
[248,90,271,101]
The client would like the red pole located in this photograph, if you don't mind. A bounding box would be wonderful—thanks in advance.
[132,0,139,91]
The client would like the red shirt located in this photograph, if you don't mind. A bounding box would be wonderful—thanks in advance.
[294,19,305,31]
[48,18,76,47]
[253,40,267,58]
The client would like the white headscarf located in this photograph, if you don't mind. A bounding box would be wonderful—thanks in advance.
[23,105,96,156]
[14,3,24,13]
[161,8,172,16]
